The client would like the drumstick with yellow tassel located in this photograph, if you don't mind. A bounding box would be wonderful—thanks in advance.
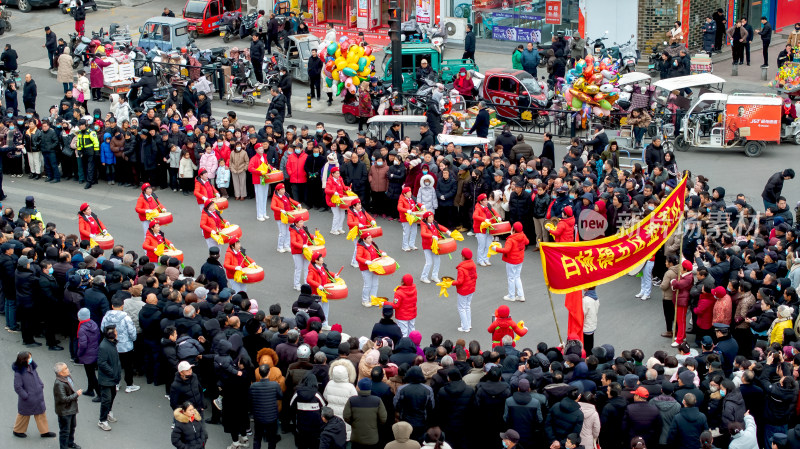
[487,241,502,258]
[435,277,454,297]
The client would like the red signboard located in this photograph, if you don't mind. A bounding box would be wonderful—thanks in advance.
[546,0,561,25]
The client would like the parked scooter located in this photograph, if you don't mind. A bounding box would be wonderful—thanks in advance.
[239,11,259,39]
[618,38,638,73]
[647,43,661,75]
[219,11,242,43]
[0,4,12,35]
[589,34,608,58]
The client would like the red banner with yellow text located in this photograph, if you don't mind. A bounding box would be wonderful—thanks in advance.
[540,175,687,293]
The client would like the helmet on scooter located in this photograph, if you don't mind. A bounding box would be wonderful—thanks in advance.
[95,46,106,55]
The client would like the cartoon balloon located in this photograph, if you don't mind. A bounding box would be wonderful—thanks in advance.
[571,97,583,109]
[328,43,338,55]
[364,46,372,56]
[599,99,612,110]
[339,36,348,43]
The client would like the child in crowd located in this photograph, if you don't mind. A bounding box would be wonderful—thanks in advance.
[216,159,231,198]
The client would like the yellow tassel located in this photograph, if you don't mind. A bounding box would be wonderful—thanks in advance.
[280,211,289,224]
[480,221,493,232]
[317,287,328,303]
[487,242,501,258]
[514,320,527,342]
[314,231,326,246]
[345,190,358,197]
[89,238,98,248]
[370,295,387,307]
[431,238,439,255]
[210,232,224,244]
[450,229,464,241]
[331,193,342,205]
[256,161,271,175]
[303,247,313,261]
[346,226,359,241]
[368,262,385,274]
[154,244,165,256]
[405,212,419,224]
[435,278,453,297]
[145,210,159,221]
[233,270,247,283]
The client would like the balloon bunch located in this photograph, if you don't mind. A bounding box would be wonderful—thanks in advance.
[769,64,800,91]
[562,55,622,118]
[320,36,377,97]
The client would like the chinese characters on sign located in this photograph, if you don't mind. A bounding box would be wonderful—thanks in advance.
[416,0,431,23]
[540,176,688,293]
[545,0,561,25]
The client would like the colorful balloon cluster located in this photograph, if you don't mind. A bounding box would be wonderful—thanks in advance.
[320,36,377,97]
[562,55,621,118]
[769,64,800,91]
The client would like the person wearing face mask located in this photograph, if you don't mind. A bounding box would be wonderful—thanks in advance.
[12,351,56,439]
[229,141,250,201]
[287,145,309,205]
[75,120,100,189]
[305,144,327,211]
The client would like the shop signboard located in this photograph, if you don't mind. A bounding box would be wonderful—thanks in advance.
[417,0,432,23]
[357,0,368,29]
[492,26,541,42]
[545,0,561,25]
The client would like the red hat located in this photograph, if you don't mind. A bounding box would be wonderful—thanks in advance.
[331,166,340,173]
[79,202,89,212]
[292,214,305,224]
[513,222,523,233]
[461,248,472,259]
[254,143,262,150]
[423,211,433,220]
[712,286,726,299]
[402,186,412,194]
[148,220,157,229]
[331,323,343,332]
[681,260,693,271]
[185,124,193,131]
[350,198,361,206]
[275,183,285,191]
[633,387,649,399]
[203,199,214,209]
[198,168,207,176]
[477,193,487,202]
[311,253,323,264]
[141,183,151,192]
[228,236,239,245]
[563,206,573,217]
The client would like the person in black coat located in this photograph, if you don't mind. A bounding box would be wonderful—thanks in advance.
[291,285,325,322]
[171,402,208,449]
[394,366,435,441]
[623,388,661,448]
[250,34,266,84]
[268,87,286,121]
[476,366,512,449]
[584,125,609,156]
[418,125,435,152]
[200,247,228,290]
[83,276,110,329]
[319,407,347,449]
[463,24,476,61]
[370,304,402,345]
[97,326,121,428]
[495,128,517,160]
[600,383,628,449]
[468,102,490,138]
[667,393,708,449]
[435,370,474,449]
[1,44,18,72]
[741,17,754,66]
[196,92,211,118]
[278,68,293,117]
[129,70,157,109]
[658,53,672,80]
[169,363,204,412]
[249,365,283,449]
[545,387,584,448]
[38,260,63,350]
[15,256,38,346]
[22,75,37,113]
[308,49,323,101]
[181,81,197,116]
[540,133,555,164]
[644,137,664,173]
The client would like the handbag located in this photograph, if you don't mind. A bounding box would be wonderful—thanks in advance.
[72,87,84,103]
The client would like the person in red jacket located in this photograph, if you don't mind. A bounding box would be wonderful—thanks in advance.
[392,274,417,337]
[452,248,477,332]
[289,215,313,291]
[248,143,272,221]
[419,211,450,283]
[397,186,420,251]
[77,203,106,242]
[347,199,375,267]
[286,146,308,203]
[488,304,527,347]
[693,283,716,345]
[270,183,299,253]
[473,193,500,266]
[356,233,382,307]
[223,237,249,293]
[495,222,530,302]
[670,260,694,346]
[199,199,229,249]
[194,168,219,210]
[325,166,347,235]
[134,183,162,238]
[307,253,339,327]
[547,205,576,243]
[142,221,172,263]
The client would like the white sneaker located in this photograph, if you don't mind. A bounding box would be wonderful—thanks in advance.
[420,278,431,284]
[214,397,223,410]
[634,292,643,298]
[257,216,266,222]
[516,296,525,302]
[503,295,516,302]
[294,286,301,291]
[402,248,411,252]
[467,231,475,236]
[329,230,338,235]
[457,327,471,332]
[670,341,680,347]
[239,435,249,444]
[361,302,372,308]
[478,261,487,267]
[164,394,170,399]
[640,295,650,301]
[485,261,492,266]
[277,248,286,253]
[98,421,111,431]
[432,277,441,283]
[411,246,418,250]
[321,325,332,331]
[107,412,118,423]
[115,384,119,391]
[125,385,140,393]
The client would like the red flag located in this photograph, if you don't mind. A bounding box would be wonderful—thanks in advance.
[565,290,584,344]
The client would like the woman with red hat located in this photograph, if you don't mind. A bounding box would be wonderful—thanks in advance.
[356,233,382,307]
[495,222,530,302]
[77,203,107,242]
[347,198,375,267]
[199,199,229,249]
[142,221,172,263]
[392,274,417,337]
[271,183,299,253]
[307,253,338,327]
[223,237,248,292]
[134,183,163,238]
[419,211,450,283]
[670,259,694,346]
[193,168,219,211]
[452,248,477,332]
[325,166,347,235]
[248,143,271,221]
[289,215,313,291]
[397,186,419,251]
[472,193,498,266]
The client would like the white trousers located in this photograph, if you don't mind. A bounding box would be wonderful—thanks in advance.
[141,220,149,239]
[254,184,268,219]
[361,270,379,304]
[277,222,290,251]
[421,249,440,280]
[457,293,473,330]
[506,262,524,297]
[292,254,309,289]
[397,319,415,337]
[205,238,219,250]
[331,207,345,233]
[476,233,491,264]
[402,222,417,250]
[27,152,42,174]
[320,301,330,326]
[351,240,358,265]
[228,279,248,293]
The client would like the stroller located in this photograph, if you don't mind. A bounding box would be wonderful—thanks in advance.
[225,56,268,107]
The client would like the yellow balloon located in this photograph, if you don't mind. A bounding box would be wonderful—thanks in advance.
[347,54,358,64]
[368,55,375,62]
[335,49,342,59]
[352,76,361,86]
[347,63,359,71]
[360,69,371,78]
[332,70,340,81]
[336,60,347,70]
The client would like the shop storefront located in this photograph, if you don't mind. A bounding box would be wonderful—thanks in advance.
[463,0,580,43]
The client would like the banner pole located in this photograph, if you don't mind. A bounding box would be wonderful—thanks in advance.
[671,214,684,341]
[546,288,564,344]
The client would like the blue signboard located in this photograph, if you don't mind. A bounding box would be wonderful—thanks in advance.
[492,26,542,42]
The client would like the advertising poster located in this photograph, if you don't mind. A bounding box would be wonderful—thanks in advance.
[492,26,541,42]
[357,0,368,29]
[724,103,781,141]
[417,0,431,23]
[545,0,561,25]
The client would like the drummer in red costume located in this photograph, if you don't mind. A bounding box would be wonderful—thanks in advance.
[419,211,450,283]
[142,221,172,263]
[356,233,381,307]
[194,168,219,210]
[270,183,299,253]
[346,198,375,268]
[248,143,271,221]
[452,248,477,333]
[494,222,529,303]
[135,183,161,238]
[223,237,249,293]
[289,215,312,292]
[324,166,346,235]
[78,203,107,242]
[307,253,339,328]
[199,199,229,249]
[472,193,498,267]
[397,186,419,251]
